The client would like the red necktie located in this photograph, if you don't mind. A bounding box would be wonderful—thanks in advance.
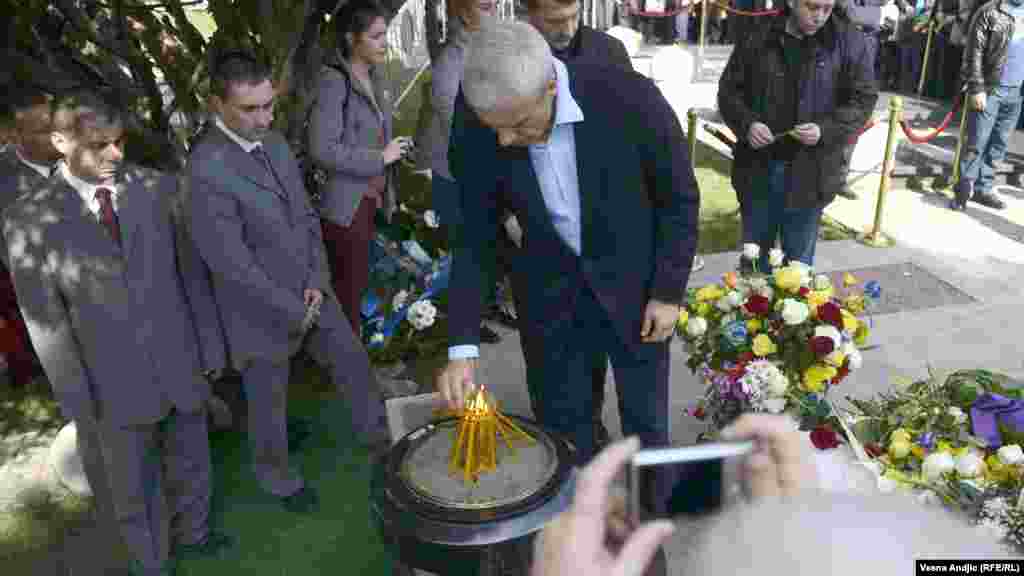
[94,187,121,246]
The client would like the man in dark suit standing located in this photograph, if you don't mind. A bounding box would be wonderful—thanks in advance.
[0,87,59,387]
[3,89,232,576]
[438,20,699,477]
[525,0,635,450]
[187,53,391,514]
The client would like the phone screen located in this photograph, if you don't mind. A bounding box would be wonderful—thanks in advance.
[627,442,753,522]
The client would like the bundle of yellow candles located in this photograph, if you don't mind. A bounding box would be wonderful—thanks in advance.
[445,385,535,484]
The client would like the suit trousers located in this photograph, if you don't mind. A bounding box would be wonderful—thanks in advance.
[321,197,375,335]
[242,317,388,498]
[75,419,117,532]
[521,286,671,464]
[98,409,211,576]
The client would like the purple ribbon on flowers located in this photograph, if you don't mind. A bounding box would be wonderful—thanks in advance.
[970,393,1024,448]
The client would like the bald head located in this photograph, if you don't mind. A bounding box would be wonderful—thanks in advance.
[682,493,1009,575]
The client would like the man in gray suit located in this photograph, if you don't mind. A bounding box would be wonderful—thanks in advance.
[187,52,390,513]
[0,87,58,387]
[3,89,233,576]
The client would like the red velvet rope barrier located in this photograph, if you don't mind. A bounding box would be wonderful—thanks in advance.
[709,1,782,17]
[896,96,962,144]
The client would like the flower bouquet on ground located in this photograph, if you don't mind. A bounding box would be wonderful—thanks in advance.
[676,244,881,444]
[841,368,1024,553]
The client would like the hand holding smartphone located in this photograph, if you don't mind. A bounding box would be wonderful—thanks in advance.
[625,440,755,525]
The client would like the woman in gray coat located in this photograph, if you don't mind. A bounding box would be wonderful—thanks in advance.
[309,0,412,332]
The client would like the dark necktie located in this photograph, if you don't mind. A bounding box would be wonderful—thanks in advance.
[94,187,121,246]
[251,146,286,198]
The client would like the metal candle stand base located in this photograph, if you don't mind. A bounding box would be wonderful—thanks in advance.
[370,416,577,576]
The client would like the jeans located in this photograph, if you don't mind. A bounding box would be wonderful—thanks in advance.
[957,85,1024,198]
[742,161,823,271]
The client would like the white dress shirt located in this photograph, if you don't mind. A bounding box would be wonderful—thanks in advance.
[60,161,120,216]
[449,58,585,361]
[16,149,53,179]
[215,116,261,153]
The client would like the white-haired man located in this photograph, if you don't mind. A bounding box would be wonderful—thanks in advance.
[438,18,700,513]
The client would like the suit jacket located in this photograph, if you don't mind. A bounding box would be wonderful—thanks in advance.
[2,165,226,426]
[555,25,634,71]
[0,148,51,267]
[448,62,700,348]
[308,56,396,228]
[188,127,337,369]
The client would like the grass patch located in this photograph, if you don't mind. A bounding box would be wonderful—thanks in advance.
[0,489,93,565]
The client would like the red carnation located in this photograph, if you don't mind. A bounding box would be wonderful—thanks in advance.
[744,294,772,316]
[810,425,841,450]
[865,443,885,458]
[818,301,844,329]
[834,364,851,384]
[809,336,835,357]
[798,286,811,297]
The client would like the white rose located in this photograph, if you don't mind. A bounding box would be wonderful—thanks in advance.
[392,290,410,311]
[765,372,789,396]
[762,397,787,413]
[715,296,734,312]
[742,243,761,261]
[768,248,785,268]
[922,452,956,482]
[947,406,968,426]
[955,453,986,478]
[423,210,440,229]
[747,277,768,291]
[781,299,810,325]
[814,325,842,349]
[813,274,832,291]
[758,286,775,301]
[846,349,863,370]
[406,300,438,330]
[998,445,1024,466]
[686,316,708,338]
[726,291,744,308]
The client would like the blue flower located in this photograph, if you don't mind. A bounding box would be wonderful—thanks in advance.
[864,280,881,300]
[361,293,380,319]
[917,432,935,450]
[808,393,820,403]
[724,320,748,347]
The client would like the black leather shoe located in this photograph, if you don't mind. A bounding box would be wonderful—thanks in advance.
[972,192,1007,210]
[174,531,235,561]
[281,486,319,514]
[948,198,967,211]
[288,417,314,453]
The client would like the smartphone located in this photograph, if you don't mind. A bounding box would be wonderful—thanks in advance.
[625,440,755,524]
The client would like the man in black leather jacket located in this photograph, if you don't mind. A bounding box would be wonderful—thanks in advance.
[951,0,1022,211]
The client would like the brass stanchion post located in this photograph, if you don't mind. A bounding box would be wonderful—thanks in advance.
[951,96,970,187]
[697,0,708,78]
[687,108,698,171]
[917,21,935,96]
[861,96,902,247]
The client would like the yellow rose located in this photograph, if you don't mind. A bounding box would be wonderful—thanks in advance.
[825,351,846,367]
[854,322,870,346]
[889,440,911,460]
[696,302,712,317]
[842,272,859,287]
[752,334,778,357]
[890,429,912,444]
[805,291,830,314]
[746,318,763,334]
[841,309,859,333]
[802,364,837,393]
[774,267,803,293]
[696,285,726,303]
[677,308,689,330]
[843,295,866,315]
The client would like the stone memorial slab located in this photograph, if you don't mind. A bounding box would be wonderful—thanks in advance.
[821,262,975,315]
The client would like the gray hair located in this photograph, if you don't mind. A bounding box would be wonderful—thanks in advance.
[462,17,553,113]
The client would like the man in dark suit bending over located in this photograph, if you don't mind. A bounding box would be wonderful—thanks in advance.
[438,19,699,484]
